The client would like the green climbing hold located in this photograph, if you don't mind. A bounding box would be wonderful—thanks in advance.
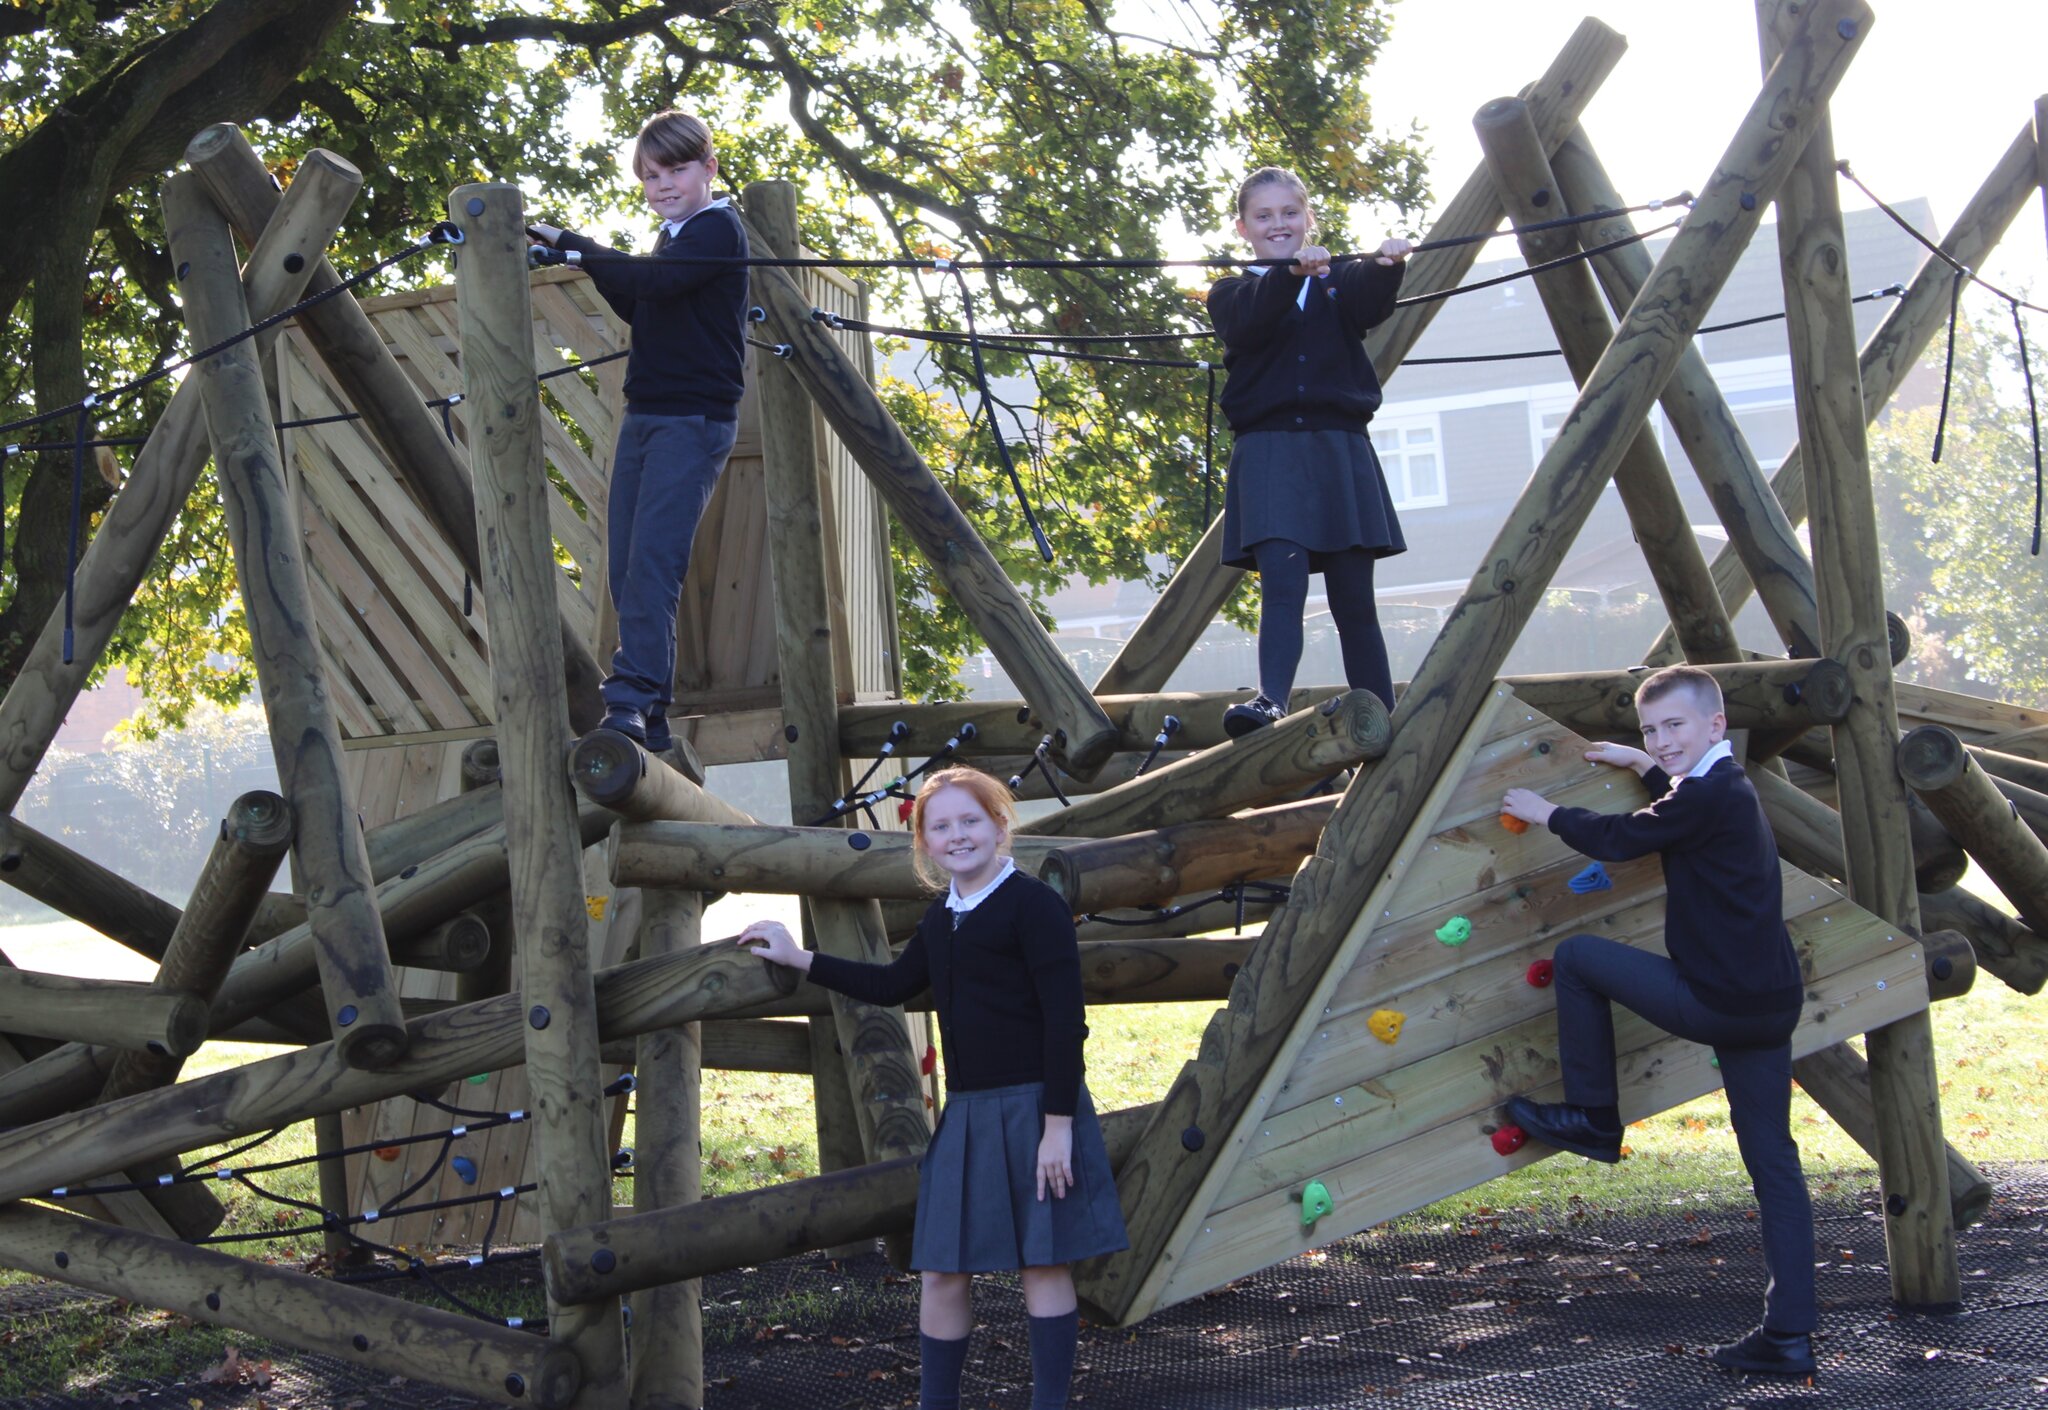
[1709,1057,1720,1070]
[467,1073,491,1085]
[1434,916,1472,946]
[1298,1179,1333,1231]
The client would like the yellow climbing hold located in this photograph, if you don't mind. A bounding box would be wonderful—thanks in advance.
[1368,1009,1406,1045]
[586,895,609,921]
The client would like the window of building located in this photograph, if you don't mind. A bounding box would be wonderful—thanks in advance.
[1374,412,1448,509]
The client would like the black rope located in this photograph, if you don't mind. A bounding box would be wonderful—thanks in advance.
[1932,268,1965,464]
[810,722,979,825]
[947,265,1052,563]
[438,396,474,617]
[1134,714,1182,778]
[1202,367,1218,524]
[1391,218,1683,309]
[62,400,92,663]
[1835,160,2048,316]
[2011,300,2043,557]
[1080,879,1292,928]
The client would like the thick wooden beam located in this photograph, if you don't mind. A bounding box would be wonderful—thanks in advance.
[1549,128,1823,661]
[0,1203,580,1408]
[571,730,755,825]
[450,179,624,1394]
[1038,799,1333,914]
[166,172,405,1070]
[1899,726,2048,942]
[1789,1044,1992,1230]
[611,819,1065,898]
[741,220,1116,779]
[1475,97,1739,665]
[1091,21,1630,700]
[1760,0,1954,1309]
[0,815,183,962]
[1019,689,1389,841]
[543,1102,1154,1306]
[185,124,605,733]
[0,971,204,1056]
[1075,3,1873,1325]
[626,889,704,1410]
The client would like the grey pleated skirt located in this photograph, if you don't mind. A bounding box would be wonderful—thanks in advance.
[1220,428,1408,571]
[911,1082,1130,1273]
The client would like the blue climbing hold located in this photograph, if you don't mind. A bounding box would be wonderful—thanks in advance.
[451,1156,478,1185]
[1568,862,1613,894]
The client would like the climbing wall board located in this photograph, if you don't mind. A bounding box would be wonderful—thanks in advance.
[1137,687,1932,1316]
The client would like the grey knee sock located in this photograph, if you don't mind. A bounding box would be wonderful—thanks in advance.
[920,1331,969,1410]
[1028,1310,1079,1409]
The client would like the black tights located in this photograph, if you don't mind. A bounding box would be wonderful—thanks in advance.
[1252,540,1394,709]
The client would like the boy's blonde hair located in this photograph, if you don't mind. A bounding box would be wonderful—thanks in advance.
[908,767,1016,890]
[1635,665,1724,716]
[1236,165,1311,219]
[633,110,714,179]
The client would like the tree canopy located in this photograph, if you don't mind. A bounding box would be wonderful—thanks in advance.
[0,0,1427,725]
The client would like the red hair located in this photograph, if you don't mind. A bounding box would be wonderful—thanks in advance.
[908,767,1016,890]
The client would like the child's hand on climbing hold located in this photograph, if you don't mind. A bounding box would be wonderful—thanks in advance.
[1583,741,1655,775]
[738,919,812,973]
[1501,787,1554,828]
[1037,1115,1074,1201]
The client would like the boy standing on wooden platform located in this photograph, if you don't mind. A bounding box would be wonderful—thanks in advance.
[1500,664,1818,1380]
[529,109,749,754]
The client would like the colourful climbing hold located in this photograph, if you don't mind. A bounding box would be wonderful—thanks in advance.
[1526,958,1555,988]
[1297,1179,1334,1231]
[1500,812,1530,835]
[373,1145,401,1162]
[1435,916,1472,946]
[586,894,609,921]
[1568,862,1613,894]
[467,1073,491,1085]
[1710,1056,1721,1069]
[1491,1125,1527,1156]
[920,1043,938,1076]
[1367,1009,1405,1045]
[451,1156,478,1185]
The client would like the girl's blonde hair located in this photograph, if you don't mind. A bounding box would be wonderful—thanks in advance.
[1236,165,1311,219]
[908,767,1016,890]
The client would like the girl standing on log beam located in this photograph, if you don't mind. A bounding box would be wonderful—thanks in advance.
[1209,167,1411,736]
[742,767,1127,1410]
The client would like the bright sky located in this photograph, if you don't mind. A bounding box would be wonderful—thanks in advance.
[1364,2,2048,296]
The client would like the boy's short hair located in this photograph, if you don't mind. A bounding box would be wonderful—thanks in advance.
[633,111,714,178]
[1636,665,1724,716]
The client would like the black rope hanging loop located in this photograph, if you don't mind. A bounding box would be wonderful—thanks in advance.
[62,398,98,664]
[2010,299,2043,557]
[1932,267,1965,464]
[438,395,474,616]
[945,263,1054,564]
[1202,365,1218,526]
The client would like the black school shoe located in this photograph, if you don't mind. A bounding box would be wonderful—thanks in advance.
[644,710,673,754]
[1222,694,1287,738]
[597,705,648,746]
[1503,1095,1623,1164]
[1709,1326,1816,1379]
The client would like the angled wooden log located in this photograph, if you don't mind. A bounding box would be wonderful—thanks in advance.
[394,911,494,973]
[0,971,204,1056]
[1020,689,1390,841]
[1475,97,1740,665]
[610,819,1064,898]
[1038,798,1334,915]
[1920,884,2048,997]
[165,172,405,1071]
[742,221,1115,779]
[1090,18,1629,699]
[451,179,624,1395]
[1917,929,1976,1003]
[543,1102,1154,1305]
[571,730,756,825]
[0,1203,580,1409]
[1074,3,1874,1325]
[364,779,505,880]
[749,180,930,1215]
[626,889,704,1410]
[1789,1044,1992,1230]
[1549,128,1823,661]
[0,815,184,962]
[1650,115,2042,659]
[0,152,357,816]
[1760,0,1953,1309]
[185,124,605,734]
[1899,726,2048,942]
[0,936,798,1205]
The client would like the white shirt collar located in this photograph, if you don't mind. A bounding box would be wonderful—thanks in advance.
[1677,738,1735,781]
[661,195,730,238]
[945,857,1016,915]
[1246,264,1315,309]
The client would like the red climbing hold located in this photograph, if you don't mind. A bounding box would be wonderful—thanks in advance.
[898,797,916,823]
[1527,958,1555,988]
[1500,812,1530,835]
[920,1043,938,1076]
[1492,1125,1527,1156]
[373,1145,402,1162]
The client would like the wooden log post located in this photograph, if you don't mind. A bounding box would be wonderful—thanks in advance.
[1475,98,1740,665]
[625,889,704,1410]
[0,815,184,962]
[610,820,1066,899]
[1790,1043,1992,1230]
[1548,128,1824,660]
[1760,0,1955,1309]
[185,124,605,733]
[1920,884,2048,997]
[1090,19,1630,699]
[544,1103,1153,1306]
[164,172,406,1071]
[0,1203,579,1408]
[1075,2,1875,1325]
[0,972,204,1056]
[740,219,1115,780]
[571,731,757,826]
[1899,726,2048,940]
[1020,689,1390,841]
[398,911,494,973]
[0,152,359,817]
[450,179,625,1397]
[1037,798,1335,915]
[313,1111,368,1268]
[0,937,800,1207]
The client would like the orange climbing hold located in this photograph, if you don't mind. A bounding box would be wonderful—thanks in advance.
[1500,812,1530,834]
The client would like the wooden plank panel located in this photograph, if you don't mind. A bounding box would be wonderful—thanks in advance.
[1158,941,1929,1308]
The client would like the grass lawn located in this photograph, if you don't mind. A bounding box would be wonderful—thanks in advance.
[2,885,2046,1398]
